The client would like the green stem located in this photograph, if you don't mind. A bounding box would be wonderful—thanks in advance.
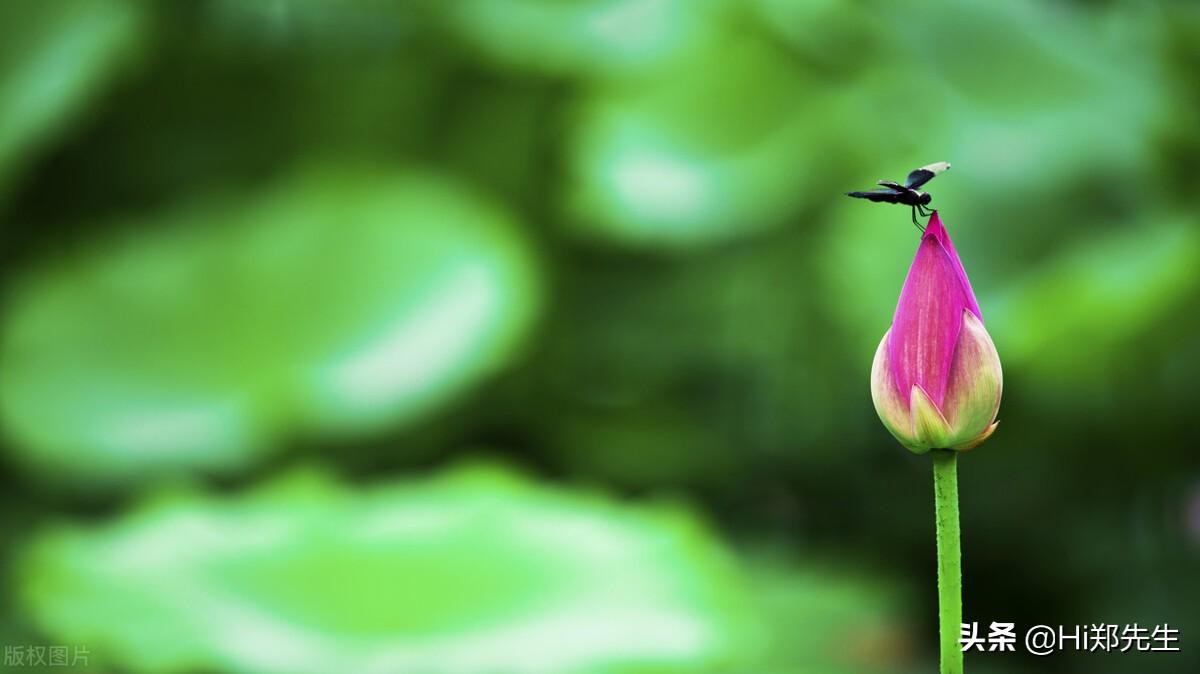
[932,450,963,674]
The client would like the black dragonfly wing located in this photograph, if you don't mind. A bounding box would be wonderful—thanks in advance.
[903,161,951,189]
[846,188,905,203]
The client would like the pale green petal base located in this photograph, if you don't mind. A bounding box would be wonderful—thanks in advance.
[941,312,1003,450]
[950,421,999,452]
[911,385,953,450]
[870,330,925,453]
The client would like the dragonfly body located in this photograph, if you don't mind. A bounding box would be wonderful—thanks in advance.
[846,162,950,230]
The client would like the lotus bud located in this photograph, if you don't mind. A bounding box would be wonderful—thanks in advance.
[871,213,1002,453]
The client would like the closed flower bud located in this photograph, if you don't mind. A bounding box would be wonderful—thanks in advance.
[871,213,1002,453]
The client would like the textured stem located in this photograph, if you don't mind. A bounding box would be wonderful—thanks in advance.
[932,450,963,674]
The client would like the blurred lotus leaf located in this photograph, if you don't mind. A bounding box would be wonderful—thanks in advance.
[898,0,1164,222]
[990,219,1200,385]
[0,169,540,484]
[750,0,890,76]
[447,0,726,78]
[18,462,758,674]
[565,38,849,248]
[0,0,142,197]
[745,556,913,674]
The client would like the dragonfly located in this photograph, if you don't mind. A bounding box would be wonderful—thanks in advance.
[846,162,951,231]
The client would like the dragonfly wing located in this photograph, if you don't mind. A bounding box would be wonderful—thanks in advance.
[904,161,951,189]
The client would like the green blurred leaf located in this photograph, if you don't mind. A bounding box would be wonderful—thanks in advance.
[745,554,914,674]
[18,462,758,674]
[565,37,862,248]
[989,217,1200,386]
[0,0,142,197]
[0,169,540,484]
[448,0,727,78]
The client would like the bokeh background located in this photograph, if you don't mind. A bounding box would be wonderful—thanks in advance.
[1,1,1198,673]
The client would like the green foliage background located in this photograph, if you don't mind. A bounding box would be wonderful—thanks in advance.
[0,1,1197,673]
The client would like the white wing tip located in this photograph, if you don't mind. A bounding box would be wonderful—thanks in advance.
[922,161,951,174]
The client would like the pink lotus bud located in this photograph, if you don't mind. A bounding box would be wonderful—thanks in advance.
[871,213,1002,453]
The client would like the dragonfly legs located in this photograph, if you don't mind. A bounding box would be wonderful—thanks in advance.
[911,203,935,232]
[910,206,926,232]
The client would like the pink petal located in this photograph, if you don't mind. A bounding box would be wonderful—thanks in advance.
[925,212,982,320]
[887,213,978,410]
